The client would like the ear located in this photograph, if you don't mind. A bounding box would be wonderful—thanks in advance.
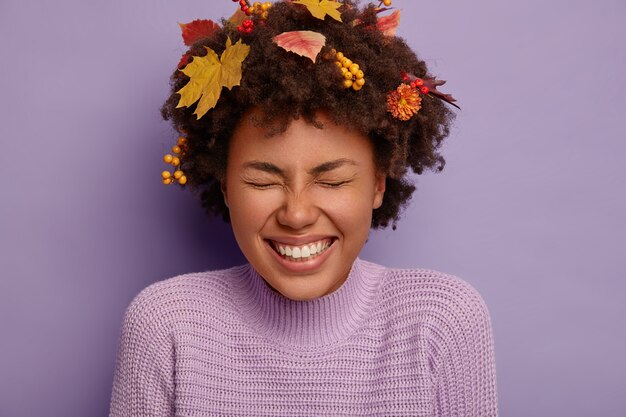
[372,173,386,209]
[221,180,229,208]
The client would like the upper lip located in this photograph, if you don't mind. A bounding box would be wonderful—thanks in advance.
[264,235,336,246]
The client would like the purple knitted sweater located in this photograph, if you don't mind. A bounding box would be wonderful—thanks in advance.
[109,258,498,416]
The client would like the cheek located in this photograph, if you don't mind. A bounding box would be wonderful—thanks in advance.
[314,189,375,232]
[227,188,282,230]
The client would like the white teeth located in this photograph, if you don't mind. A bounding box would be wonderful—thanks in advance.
[273,239,333,261]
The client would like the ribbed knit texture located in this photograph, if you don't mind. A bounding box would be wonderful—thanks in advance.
[109,258,498,416]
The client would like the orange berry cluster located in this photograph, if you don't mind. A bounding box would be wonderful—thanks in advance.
[249,1,272,18]
[381,0,392,6]
[162,137,188,186]
[235,1,272,33]
[333,50,366,91]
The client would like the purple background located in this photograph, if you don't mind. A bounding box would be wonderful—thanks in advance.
[1,0,625,416]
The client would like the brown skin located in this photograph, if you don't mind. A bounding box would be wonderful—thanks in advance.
[223,111,385,300]
[161,0,454,229]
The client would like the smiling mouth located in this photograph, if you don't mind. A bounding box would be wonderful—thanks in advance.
[268,238,335,262]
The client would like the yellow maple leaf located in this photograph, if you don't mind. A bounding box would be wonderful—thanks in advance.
[292,0,342,22]
[176,37,250,119]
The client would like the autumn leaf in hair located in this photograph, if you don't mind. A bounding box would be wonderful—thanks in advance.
[228,8,248,27]
[292,0,342,22]
[377,10,400,36]
[402,72,460,110]
[422,78,460,109]
[273,31,327,62]
[179,19,221,46]
[176,38,250,119]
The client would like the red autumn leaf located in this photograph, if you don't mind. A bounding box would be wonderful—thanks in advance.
[273,30,327,62]
[179,19,221,46]
[377,10,400,36]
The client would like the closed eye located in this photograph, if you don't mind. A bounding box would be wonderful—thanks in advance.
[244,181,279,189]
[317,180,351,188]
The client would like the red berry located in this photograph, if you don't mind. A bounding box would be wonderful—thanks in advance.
[410,81,417,88]
[239,0,247,6]
[401,71,409,81]
[420,86,429,94]
[415,78,424,86]
[245,26,253,33]
[237,25,244,32]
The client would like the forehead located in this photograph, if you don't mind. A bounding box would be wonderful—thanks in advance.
[228,112,375,170]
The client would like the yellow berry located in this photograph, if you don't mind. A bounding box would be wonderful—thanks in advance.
[177,137,187,145]
[163,154,173,163]
[343,79,353,88]
[253,1,261,7]
[341,58,352,68]
[161,171,171,179]
[171,157,180,166]
[172,145,181,154]
[340,66,348,74]
[178,176,188,185]
[343,71,354,80]
[352,83,363,91]
[262,11,269,19]
[355,70,364,79]
[174,170,184,179]
[383,0,392,6]
[336,51,344,60]
[349,63,359,74]
[335,61,343,68]
[162,178,173,185]
[261,2,271,11]
[355,77,366,86]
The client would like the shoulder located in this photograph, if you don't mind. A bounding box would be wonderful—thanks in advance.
[365,260,492,331]
[120,265,249,332]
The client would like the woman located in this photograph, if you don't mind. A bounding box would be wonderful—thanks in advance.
[109,1,498,415]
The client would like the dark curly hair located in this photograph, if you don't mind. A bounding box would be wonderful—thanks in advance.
[161,0,455,229]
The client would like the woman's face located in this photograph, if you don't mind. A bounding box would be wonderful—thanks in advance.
[223,112,385,301]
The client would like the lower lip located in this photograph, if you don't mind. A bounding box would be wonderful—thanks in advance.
[264,240,335,273]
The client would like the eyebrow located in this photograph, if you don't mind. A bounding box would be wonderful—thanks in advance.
[243,158,357,177]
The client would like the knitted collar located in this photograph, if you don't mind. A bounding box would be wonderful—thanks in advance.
[232,258,386,348]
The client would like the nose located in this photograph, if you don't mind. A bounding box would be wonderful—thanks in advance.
[275,190,320,230]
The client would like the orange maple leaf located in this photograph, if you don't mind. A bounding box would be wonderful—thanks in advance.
[179,19,221,46]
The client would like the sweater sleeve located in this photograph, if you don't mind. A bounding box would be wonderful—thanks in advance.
[428,276,498,417]
[109,287,176,417]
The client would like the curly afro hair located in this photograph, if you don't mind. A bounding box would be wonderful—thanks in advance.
[161,0,455,229]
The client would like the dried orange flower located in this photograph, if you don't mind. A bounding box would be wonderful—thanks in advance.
[386,83,422,121]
